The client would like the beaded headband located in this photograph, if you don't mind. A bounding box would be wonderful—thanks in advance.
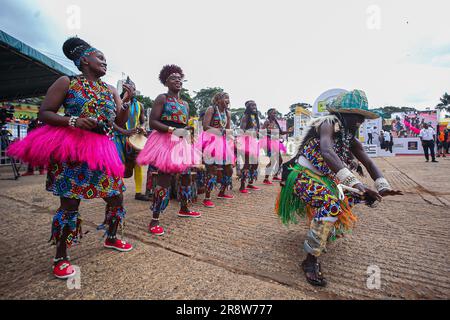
[74,47,98,68]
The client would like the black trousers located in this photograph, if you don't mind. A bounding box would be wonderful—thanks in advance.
[422,140,436,161]
[368,133,373,144]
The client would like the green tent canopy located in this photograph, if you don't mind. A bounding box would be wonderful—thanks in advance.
[0,29,76,102]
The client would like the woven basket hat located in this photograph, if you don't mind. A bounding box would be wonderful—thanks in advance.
[327,89,379,119]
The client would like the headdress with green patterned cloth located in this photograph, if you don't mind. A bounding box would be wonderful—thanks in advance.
[327,89,379,119]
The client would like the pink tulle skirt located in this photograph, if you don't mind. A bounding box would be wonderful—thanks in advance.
[259,136,287,155]
[137,130,201,174]
[7,125,124,177]
[200,131,236,165]
[235,134,260,159]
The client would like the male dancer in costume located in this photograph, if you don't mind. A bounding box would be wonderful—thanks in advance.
[113,79,149,201]
[276,90,402,286]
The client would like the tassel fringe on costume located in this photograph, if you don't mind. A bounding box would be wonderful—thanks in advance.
[50,209,82,247]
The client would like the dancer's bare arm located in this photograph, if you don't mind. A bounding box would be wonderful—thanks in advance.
[320,122,381,200]
[110,83,134,127]
[240,115,248,130]
[351,138,402,196]
[149,94,169,132]
[202,107,214,131]
[39,76,96,130]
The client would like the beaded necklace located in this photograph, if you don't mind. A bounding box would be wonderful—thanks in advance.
[78,76,115,140]
[215,106,227,128]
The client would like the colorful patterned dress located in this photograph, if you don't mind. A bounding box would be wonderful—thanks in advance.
[160,95,188,127]
[46,76,126,199]
[210,106,228,129]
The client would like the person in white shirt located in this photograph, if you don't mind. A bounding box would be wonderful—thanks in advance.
[419,123,437,162]
[383,131,390,151]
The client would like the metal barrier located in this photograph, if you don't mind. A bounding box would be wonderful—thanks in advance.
[0,123,28,166]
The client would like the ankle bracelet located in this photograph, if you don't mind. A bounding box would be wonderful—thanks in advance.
[53,256,70,263]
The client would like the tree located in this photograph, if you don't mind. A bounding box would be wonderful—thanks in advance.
[436,92,450,112]
[230,107,246,127]
[229,108,265,127]
[180,88,197,117]
[135,95,153,111]
[370,106,417,119]
[193,87,224,115]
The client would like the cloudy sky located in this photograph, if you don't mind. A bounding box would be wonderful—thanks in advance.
[1,0,449,114]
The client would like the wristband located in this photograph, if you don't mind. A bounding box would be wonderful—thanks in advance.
[167,126,175,133]
[375,177,391,192]
[68,116,79,128]
[336,167,360,187]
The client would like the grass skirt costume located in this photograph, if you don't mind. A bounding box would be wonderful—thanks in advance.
[275,115,362,256]
[7,76,126,245]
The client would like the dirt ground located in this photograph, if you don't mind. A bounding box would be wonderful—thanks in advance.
[0,156,449,300]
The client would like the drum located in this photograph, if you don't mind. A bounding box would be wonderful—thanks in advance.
[127,133,147,151]
[124,133,148,178]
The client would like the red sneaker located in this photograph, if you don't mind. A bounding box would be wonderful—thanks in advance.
[272,176,282,181]
[217,194,234,199]
[53,260,76,279]
[247,185,261,191]
[202,199,215,208]
[104,238,133,252]
[21,172,34,176]
[178,210,201,218]
[263,180,273,185]
[239,189,250,194]
[149,224,165,236]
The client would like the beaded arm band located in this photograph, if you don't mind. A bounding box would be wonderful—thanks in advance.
[336,167,361,188]
[375,177,392,192]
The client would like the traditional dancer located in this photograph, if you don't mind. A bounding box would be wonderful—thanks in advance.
[7,37,134,279]
[113,79,149,201]
[137,65,201,237]
[201,92,235,208]
[261,108,289,185]
[276,90,402,287]
[238,100,261,193]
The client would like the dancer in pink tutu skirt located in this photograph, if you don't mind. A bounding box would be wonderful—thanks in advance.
[261,108,290,185]
[200,92,235,208]
[137,65,201,236]
[237,101,262,193]
[7,37,134,279]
